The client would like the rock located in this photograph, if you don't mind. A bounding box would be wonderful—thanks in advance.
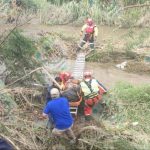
[116,61,127,70]
[132,122,139,126]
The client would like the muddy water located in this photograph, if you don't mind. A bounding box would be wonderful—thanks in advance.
[86,62,150,88]
[67,60,150,88]
[22,24,143,44]
[0,24,143,42]
[0,24,149,88]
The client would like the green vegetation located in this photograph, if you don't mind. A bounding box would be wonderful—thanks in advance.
[94,82,150,149]
[124,28,150,52]
[0,30,38,83]
[2,0,149,26]
[109,82,150,132]
[0,80,16,113]
[123,0,148,5]
[0,0,149,149]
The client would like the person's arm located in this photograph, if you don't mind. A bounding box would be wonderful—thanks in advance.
[94,26,98,38]
[96,80,107,92]
[42,112,48,119]
[80,24,87,36]
[42,103,51,119]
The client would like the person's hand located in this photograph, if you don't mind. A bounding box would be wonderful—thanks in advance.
[38,115,46,120]
[39,113,48,120]
[80,31,83,37]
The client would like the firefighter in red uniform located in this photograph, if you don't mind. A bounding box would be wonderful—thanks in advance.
[77,18,98,52]
[59,72,71,88]
[80,71,102,120]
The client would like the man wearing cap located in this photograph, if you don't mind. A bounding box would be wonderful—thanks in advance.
[42,88,76,143]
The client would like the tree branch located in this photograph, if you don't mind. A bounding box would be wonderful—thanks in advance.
[122,3,150,11]
[0,12,35,49]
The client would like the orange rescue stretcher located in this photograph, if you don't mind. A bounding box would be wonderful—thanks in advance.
[69,96,82,117]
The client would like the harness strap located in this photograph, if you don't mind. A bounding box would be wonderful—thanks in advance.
[84,80,93,92]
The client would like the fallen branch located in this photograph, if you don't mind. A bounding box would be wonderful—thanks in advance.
[0,12,35,49]
[42,66,62,90]
[78,139,101,149]
[21,93,32,107]
[0,67,42,92]
[122,3,150,11]
[78,126,104,134]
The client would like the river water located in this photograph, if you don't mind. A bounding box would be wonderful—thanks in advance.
[66,60,150,89]
[0,24,149,88]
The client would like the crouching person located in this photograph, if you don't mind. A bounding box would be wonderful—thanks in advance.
[80,71,102,121]
[42,88,76,143]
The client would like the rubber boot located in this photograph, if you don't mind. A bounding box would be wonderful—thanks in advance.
[76,47,81,53]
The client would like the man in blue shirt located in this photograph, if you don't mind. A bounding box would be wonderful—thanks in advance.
[42,88,76,143]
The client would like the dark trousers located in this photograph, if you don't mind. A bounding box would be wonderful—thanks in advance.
[77,34,94,51]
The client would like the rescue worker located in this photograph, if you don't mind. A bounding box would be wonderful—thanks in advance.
[59,71,71,87]
[42,88,76,143]
[80,71,102,120]
[77,18,98,52]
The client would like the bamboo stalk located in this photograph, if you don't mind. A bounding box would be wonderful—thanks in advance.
[42,66,62,90]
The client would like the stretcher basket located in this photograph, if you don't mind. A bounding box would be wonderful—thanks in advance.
[69,96,82,117]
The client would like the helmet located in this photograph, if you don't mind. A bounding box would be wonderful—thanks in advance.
[83,71,92,78]
[64,72,71,78]
[59,72,71,83]
[50,88,60,98]
[86,18,93,26]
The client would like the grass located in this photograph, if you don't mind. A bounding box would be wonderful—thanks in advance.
[93,82,150,149]
[2,0,149,27]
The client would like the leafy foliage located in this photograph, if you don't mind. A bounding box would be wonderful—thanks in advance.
[123,0,147,5]
[106,82,150,133]
[47,0,72,6]
[94,82,150,149]
[3,0,38,11]
[2,0,149,26]
[0,80,17,113]
[0,30,38,79]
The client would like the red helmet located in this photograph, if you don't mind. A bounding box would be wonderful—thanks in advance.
[86,18,93,26]
[59,72,71,83]
[83,71,92,78]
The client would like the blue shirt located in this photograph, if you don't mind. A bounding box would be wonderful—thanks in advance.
[43,97,73,130]
[0,139,13,150]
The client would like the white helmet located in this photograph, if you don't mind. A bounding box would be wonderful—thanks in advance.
[50,88,60,98]
[84,71,92,78]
